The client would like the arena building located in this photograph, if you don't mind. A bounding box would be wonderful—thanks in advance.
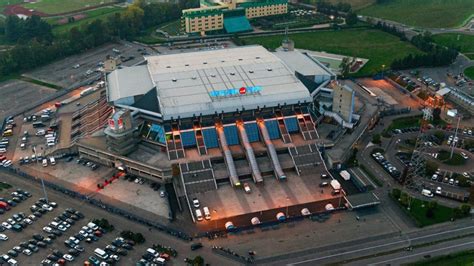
[78,45,350,228]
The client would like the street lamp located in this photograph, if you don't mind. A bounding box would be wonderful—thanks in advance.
[213,209,217,230]
[285,197,290,218]
[447,111,461,159]
[33,145,49,203]
[381,64,386,78]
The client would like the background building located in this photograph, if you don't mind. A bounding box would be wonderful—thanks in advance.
[181,0,288,34]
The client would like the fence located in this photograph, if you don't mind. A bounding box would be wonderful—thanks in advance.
[0,166,192,242]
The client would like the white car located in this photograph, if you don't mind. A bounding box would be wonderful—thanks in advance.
[24,218,33,225]
[22,249,32,256]
[42,226,53,233]
[0,234,8,240]
[244,182,251,193]
[460,152,468,160]
[1,223,11,229]
[111,254,120,261]
[463,172,470,178]
[42,204,53,211]
[192,198,200,208]
[63,254,74,261]
[431,174,438,180]
[435,187,442,194]
[58,225,67,232]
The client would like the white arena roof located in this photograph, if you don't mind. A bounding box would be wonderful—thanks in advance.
[107,45,314,120]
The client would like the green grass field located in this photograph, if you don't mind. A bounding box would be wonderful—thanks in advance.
[360,0,474,28]
[0,0,21,12]
[50,6,123,36]
[24,0,116,15]
[242,28,422,76]
[160,20,182,36]
[465,66,474,80]
[433,33,474,60]
[409,250,474,266]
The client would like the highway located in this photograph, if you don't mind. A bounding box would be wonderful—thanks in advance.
[276,220,474,265]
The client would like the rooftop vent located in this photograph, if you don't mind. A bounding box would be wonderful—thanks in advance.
[210,74,216,77]
[238,58,243,61]
[203,62,207,64]
[230,72,235,76]
[185,64,189,66]
[166,66,171,68]
[192,76,197,80]
[172,78,177,82]
[256,56,261,59]
[249,70,254,73]
[267,68,272,71]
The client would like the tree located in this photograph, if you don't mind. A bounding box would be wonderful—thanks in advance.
[192,256,204,266]
[425,161,439,177]
[460,204,471,216]
[399,192,409,207]
[345,12,358,26]
[433,107,441,122]
[5,16,23,42]
[427,200,438,210]
[392,188,402,199]
[372,133,381,144]
[339,57,352,78]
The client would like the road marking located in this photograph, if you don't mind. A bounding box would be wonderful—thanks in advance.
[287,225,474,265]
[369,240,474,265]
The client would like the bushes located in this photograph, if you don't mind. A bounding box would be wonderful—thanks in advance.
[120,230,146,244]
[92,218,115,232]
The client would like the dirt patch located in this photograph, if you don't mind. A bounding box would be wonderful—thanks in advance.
[3,4,48,17]
[56,13,87,25]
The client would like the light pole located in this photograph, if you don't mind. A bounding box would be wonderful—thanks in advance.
[213,209,217,231]
[450,115,461,159]
[381,64,386,78]
[285,197,290,218]
[33,145,49,203]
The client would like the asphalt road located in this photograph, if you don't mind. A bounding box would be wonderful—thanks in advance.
[279,220,474,265]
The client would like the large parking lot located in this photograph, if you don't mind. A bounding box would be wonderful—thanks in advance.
[0,80,56,121]
[0,172,232,266]
[24,41,155,88]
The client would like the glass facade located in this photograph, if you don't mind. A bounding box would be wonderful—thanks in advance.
[244,122,260,143]
[202,128,219,148]
[224,125,240,145]
[284,117,299,133]
[265,120,280,140]
[181,130,196,147]
[142,123,166,144]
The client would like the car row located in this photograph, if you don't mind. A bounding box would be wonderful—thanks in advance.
[76,158,100,171]
[372,152,401,180]
[87,236,134,265]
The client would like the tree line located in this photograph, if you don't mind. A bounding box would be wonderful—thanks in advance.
[372,21,458,70]
[0,0,197,76]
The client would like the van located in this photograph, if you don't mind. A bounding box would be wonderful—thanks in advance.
[203,207,211,220]
[195,209,203,221]
[42,159,48,167]
[47,142,55,147]
[421,189,433,198]
[87,222,99,230]
[94,248,108,260]
[7,258,18,266]
[49,157,56,165]
[146,248,158,257]
[153,257,166,265]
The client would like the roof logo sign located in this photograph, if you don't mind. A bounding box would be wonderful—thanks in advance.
[210,86,262,98]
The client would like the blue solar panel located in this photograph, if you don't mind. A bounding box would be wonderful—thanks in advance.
[150,124,166,144]
[245,123,260,143]
[224,125,239,145]
[285,117,299,133]
[203,128,219,148]
[265,120,280,140]
[181,131,196,148]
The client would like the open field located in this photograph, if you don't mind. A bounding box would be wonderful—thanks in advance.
[465,66,474,80]
[23,0,116,15]
[242,28,423,76]
[433,33,474,60]
[49,6,123,35]
[359,0,474,28]
[0,0,21,12]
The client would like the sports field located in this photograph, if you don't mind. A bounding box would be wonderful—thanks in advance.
[433,33,474,60]
[359,0,474,28]
[242,28,422,76]
[23,0,116,15]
